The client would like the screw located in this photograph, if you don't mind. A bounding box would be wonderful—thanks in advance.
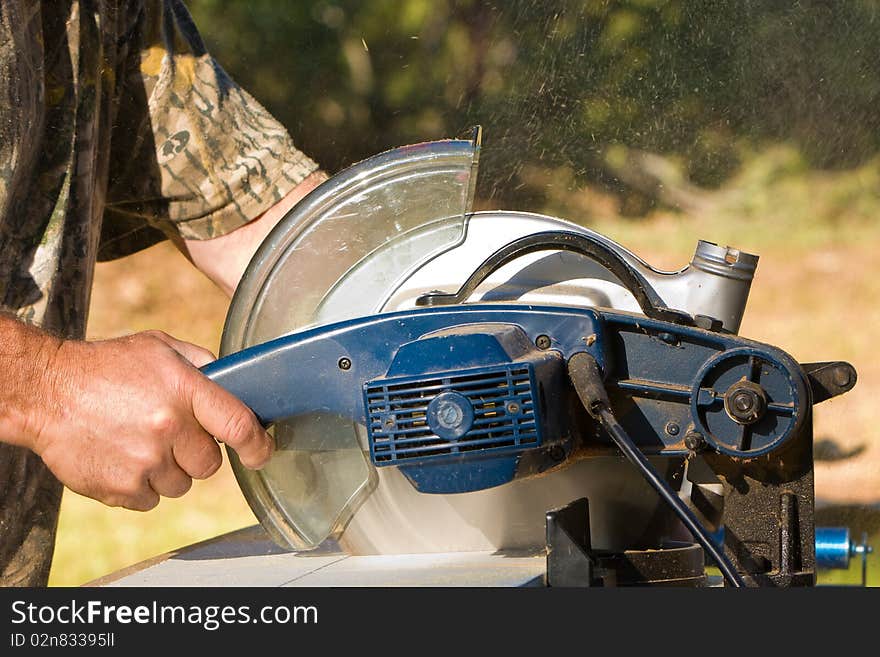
[437,402,464,428]
[684,431,705,452]
[548,445,566,462]
[506,401,521,414]
[665,421,680,436]
[657,332,678,345]
[535,335,551,350]
[733,392,755,413]
[833,365,853,389]
[338,357,352,370]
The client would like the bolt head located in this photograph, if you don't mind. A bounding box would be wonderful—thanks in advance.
[536,335,552,350]
[724,381,767,425]
[684,432,705,452]
[732,391,756,413]
[658,332,678,345]
[548,445,566,462]
[833,366,853,389]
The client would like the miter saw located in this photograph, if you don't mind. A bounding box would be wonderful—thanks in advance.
[200,128,862,587]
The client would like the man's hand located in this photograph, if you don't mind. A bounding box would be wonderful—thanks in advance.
[13,327,273,511]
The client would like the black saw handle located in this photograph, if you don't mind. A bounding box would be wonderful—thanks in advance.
[415,230,695,326]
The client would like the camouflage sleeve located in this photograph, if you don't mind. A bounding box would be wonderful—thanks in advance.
[99,0,319,260]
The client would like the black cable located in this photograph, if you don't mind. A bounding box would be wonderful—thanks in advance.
[567,352,747,588]
[596,407,746,588]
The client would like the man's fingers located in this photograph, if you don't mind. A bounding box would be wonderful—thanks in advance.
[147,462,193,499]
[120,488,160,512]
[172,430,223,480]
[188,375,274,469]
[145,330,216,368]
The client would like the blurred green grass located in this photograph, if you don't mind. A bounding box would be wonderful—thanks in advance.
[48,149,880,586]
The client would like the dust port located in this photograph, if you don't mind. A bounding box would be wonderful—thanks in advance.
[691,240,759,281]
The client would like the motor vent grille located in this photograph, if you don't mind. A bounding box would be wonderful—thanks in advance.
[365,364,541,466]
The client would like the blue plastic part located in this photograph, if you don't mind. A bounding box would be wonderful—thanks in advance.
[366,364,540,462]
[202,304,606,427]
[363,324,557,493]
[202,303,809,472]
[399,456,521,495]
[815,527,852,569]
[365,362,544,493]
[426,392,476,441]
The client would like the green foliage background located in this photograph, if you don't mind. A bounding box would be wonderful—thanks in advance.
[187,0,880,216]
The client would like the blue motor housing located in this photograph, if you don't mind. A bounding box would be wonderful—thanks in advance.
[363,323,574,494]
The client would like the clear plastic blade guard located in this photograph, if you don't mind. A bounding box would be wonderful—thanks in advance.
[220,130,481,550]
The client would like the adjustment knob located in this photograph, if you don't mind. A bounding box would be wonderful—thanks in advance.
[427,391,475,440]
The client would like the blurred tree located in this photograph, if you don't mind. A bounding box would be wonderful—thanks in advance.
[187,0,880,217]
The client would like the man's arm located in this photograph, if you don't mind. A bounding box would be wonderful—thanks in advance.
[0,314,273,511]
[176,171,328,296]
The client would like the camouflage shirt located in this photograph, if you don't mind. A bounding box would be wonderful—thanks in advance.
[0,0,318,585]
